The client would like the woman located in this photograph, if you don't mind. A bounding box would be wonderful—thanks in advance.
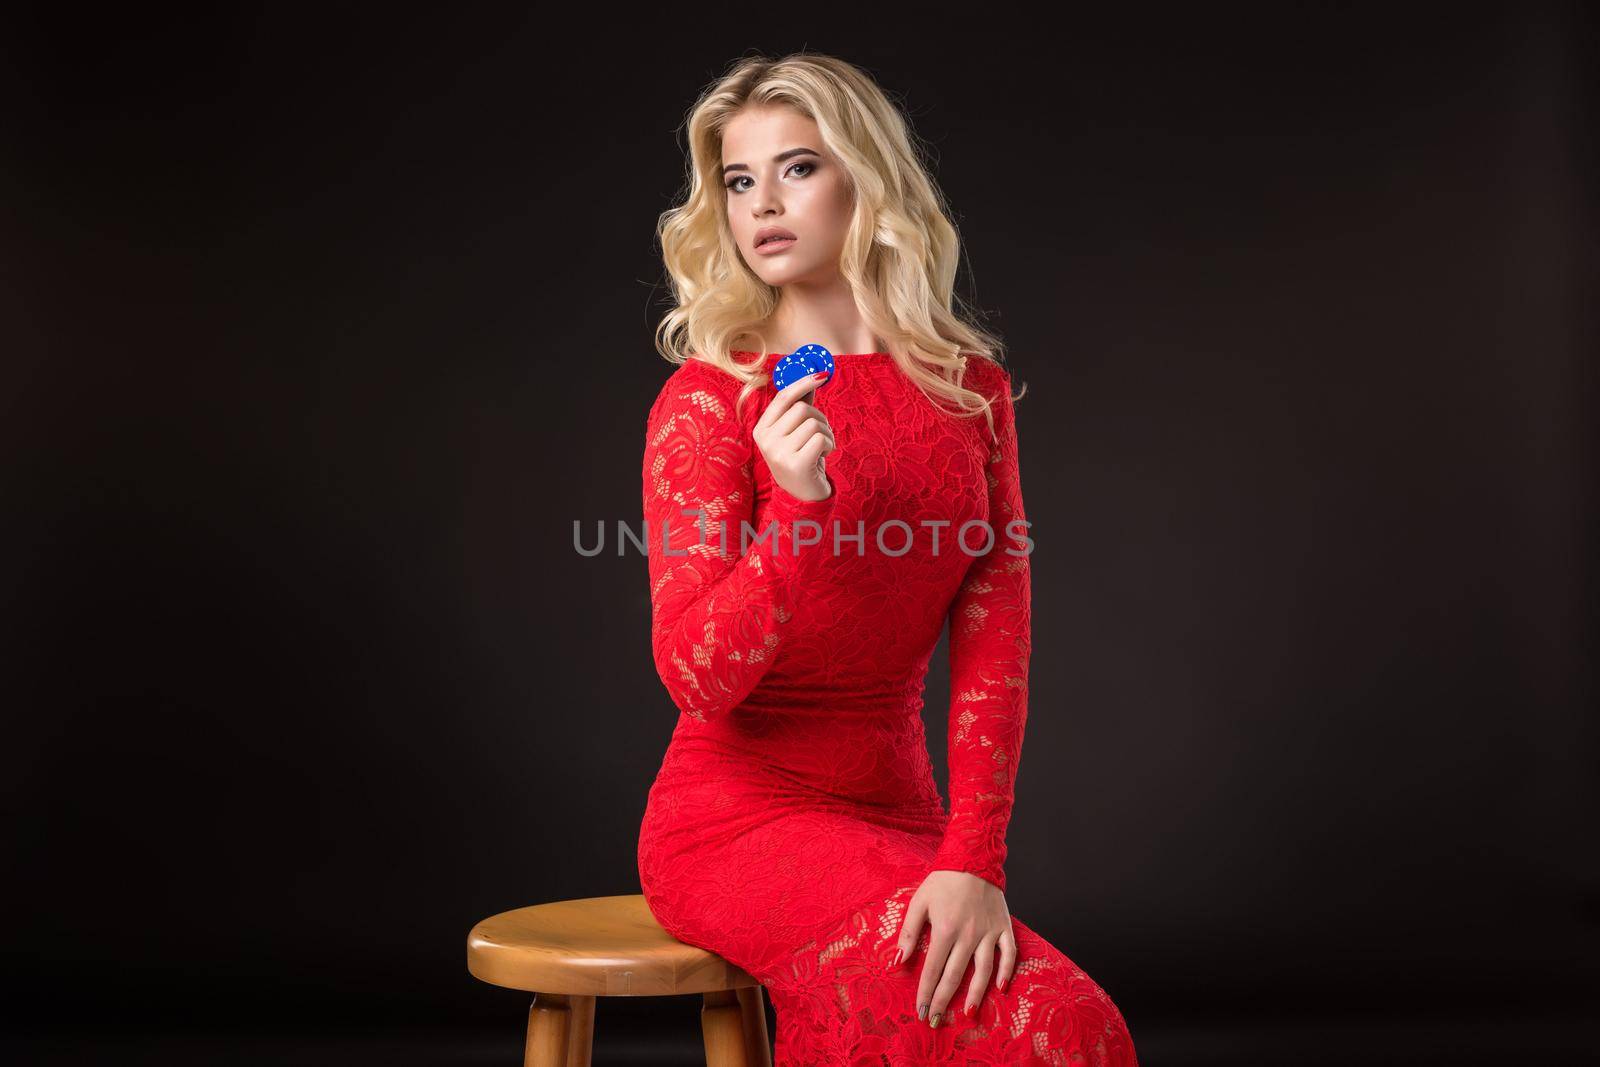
[637,53,1138,1065]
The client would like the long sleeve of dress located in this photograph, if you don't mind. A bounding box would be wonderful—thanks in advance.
[643,363,839,723]
[929,366,1032,893]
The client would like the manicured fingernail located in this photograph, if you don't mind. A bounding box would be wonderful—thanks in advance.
[929,1010,942,1029]
[917,1002,927,1020]
[997,978,1006,992]
[813,372,827,379]
[964,1004,975,1018]
[891,947,903,967]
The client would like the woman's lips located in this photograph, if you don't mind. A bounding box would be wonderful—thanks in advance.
[755,237,797,255]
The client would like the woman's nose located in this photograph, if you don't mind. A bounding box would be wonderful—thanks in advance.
[753,189,782,215]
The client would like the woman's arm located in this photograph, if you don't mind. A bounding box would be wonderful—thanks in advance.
[642,362,838,722]
[929,363,1032,893]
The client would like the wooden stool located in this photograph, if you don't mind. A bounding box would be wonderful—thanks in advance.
[467,893,773,1067]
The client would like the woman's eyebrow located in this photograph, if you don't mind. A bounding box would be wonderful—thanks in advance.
[722,147,821,175]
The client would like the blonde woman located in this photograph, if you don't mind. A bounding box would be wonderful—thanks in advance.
[637,53,1138,1064]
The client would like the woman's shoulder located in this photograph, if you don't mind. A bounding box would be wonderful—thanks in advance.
[959,352,1014,399]
[667,346,767,383]
[647,353,756,431]
[660,353,749,400]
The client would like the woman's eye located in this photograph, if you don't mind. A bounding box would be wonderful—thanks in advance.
[725,161,815,193]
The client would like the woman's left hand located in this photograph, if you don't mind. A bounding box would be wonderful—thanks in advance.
[893,869,1017,1027]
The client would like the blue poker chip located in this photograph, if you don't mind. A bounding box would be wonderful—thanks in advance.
[772,343,835,392]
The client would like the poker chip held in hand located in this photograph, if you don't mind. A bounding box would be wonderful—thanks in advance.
[772,343,835,392]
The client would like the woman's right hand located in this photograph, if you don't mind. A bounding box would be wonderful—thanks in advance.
[755,372,835,502]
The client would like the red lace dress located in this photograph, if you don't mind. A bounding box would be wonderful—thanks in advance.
[637,350,1138,1065]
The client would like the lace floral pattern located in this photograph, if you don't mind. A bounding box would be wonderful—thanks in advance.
[770,885,1134,1066]
[638,352,1137,1065]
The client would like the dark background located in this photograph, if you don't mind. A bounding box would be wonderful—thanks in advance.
[6,4,1595,1064]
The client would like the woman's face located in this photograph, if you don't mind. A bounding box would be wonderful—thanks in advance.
[721,104,854,289]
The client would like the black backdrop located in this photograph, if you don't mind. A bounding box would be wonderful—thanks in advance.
[6,5,1596,1065]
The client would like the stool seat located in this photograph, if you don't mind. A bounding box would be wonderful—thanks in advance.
[468,893,761,998]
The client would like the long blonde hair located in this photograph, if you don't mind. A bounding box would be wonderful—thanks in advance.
[651,52,1023,440]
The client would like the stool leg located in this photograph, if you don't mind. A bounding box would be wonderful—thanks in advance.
[737,986,773,1067]
[525,993,568,1067]
[701,989,746,1067]
[566,996,595,1067]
